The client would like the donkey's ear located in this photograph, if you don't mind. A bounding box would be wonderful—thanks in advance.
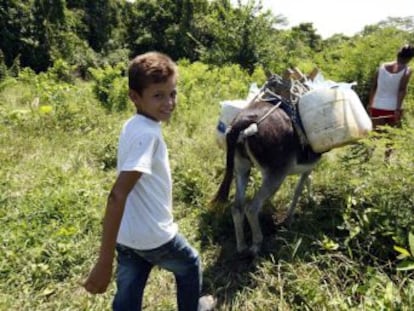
[264,69,273,79]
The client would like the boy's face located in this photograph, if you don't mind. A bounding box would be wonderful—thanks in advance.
[130,76,177,122]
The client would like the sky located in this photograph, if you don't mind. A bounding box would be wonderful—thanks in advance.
[235,0,414,38]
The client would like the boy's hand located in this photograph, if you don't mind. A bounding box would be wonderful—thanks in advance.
[83,261,113,294]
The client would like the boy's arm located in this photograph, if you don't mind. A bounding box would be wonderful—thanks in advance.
[83,170,141,294]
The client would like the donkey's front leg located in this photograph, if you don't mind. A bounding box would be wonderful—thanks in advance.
[284,171,311,225]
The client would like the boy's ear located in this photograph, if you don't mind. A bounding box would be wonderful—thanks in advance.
[128,89,139,102]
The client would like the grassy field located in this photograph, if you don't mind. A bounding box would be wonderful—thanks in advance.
[1,63,414,310]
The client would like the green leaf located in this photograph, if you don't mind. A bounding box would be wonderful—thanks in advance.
[408,232,414,256]
[393,245,411,258]
[39,105,53,114]
[321,236,339,251]
[41,287,55,297]
[396,260,414,271]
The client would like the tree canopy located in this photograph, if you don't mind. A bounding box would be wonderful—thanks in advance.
[0,0,413,85]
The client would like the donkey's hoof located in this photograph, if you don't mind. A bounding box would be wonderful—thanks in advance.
[249,244,261,256]
[238,248,257,260]
[236,243,248,254]
[284,216,294,227]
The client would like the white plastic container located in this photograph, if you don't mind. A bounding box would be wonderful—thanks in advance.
[298,86,372,153]
[215,83,261,148]
[216,99,249,149]
[215,83,260,149]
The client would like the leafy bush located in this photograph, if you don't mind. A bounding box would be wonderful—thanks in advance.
[89,64,129,112]
[315,127,414,267]
[47,59,76,84]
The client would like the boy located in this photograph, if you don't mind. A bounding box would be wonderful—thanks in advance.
[83,52,215,311]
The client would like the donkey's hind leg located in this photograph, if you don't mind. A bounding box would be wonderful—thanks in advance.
[232,156,251,253]
[245,170,287,254]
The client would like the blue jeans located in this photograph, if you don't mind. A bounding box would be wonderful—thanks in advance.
[113,233,201,311]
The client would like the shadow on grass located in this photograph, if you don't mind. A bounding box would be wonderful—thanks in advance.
[197,191,347,309]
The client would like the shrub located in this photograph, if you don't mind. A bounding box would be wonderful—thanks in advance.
[89,64,128,112]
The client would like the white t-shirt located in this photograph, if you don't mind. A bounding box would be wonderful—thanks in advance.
[372,64,406,111]
[116,114,178,250]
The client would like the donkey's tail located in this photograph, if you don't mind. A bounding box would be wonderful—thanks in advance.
[211,125,242,203]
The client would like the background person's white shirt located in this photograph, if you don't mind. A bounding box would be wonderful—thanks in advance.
[372,64,406,111]
[116,114,178,250]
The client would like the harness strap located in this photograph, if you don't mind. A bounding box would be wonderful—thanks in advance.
[237,101,282,143]
[257,101,282,124]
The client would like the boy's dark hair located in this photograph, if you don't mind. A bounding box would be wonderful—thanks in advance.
[128,51,178,95]
[397,44,414,60]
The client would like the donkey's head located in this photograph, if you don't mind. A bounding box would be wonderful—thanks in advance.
[265,74,291,93]
[259,74,292,102]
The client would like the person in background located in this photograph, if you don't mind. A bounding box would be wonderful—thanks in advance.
[368,44,414,129]
[368,44,414,160]
[83,51,216,311]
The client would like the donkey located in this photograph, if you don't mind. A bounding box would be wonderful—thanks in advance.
[212,75,322,255]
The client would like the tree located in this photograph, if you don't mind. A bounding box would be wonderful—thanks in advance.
[0,1,33,69]
[0,0,70,72]
[82,0,121,52]
[194,0,285,73]
[290,23,322,52]
[123,0,204,61]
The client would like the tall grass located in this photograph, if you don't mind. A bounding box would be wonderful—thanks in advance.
[1,63,414,310]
